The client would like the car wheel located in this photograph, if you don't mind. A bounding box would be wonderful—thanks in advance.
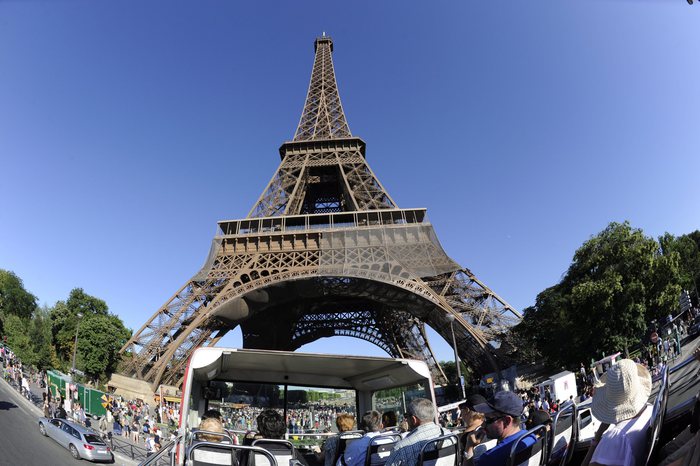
[39,423,47,436]
[69,443,80,460]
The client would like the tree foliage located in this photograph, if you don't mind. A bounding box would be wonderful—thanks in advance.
[77,313,131,380]
[29,305,57,370]
[0,269,37,321]
[47,288,131,380]
[50,288,110,362]
[659,231,700,305]
[0,275,131,381]
[511,222,687,370]
[4,314,33,362]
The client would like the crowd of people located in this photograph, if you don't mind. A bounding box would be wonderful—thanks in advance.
[217,403,357,435]
[98,395,179,456]
[1,344,43,401]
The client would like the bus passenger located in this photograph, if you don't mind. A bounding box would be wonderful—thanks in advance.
[324,413,356,466]
[382,411,398,431]
[251,409,310,466]
[338,410,383,466]
[458,394,492,464]
[582,359,652,466]
[464,391,536,466]
[384,398,442,466]
[198,416,226,442]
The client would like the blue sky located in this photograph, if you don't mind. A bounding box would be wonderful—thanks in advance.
[1,1,698,363]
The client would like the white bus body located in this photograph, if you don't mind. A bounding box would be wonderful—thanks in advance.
[141,348,438,466]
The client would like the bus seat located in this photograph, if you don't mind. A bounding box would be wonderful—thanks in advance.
[417,433,459,466]
[333,431,365,465]
[548,401,577,466]
[364,433,401,466]
[251,439,296,466]
[508,425,547,466]
[189,443,276,466]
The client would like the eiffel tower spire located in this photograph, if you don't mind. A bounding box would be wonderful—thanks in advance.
[293,35,351,141]
[248,36,396,218]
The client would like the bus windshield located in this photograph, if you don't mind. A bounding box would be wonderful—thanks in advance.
[203,380,357,435]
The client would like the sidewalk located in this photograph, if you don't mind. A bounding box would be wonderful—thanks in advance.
[1,373,142,465]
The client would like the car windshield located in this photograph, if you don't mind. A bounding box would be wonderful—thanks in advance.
[84,434,105,444]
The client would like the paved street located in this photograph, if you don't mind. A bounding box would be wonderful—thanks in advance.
[0,376,139,466]
[0,378,90,466]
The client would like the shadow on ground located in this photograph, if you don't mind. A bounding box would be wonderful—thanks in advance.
[0,401,18,410]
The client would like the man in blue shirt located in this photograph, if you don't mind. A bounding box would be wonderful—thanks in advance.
[464,391,536,466]
[339,410,384,466]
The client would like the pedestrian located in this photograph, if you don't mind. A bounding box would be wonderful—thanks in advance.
[145,433,156,457]
[132,418,140,442]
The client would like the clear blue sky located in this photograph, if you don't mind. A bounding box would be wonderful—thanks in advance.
[1,1,698,363]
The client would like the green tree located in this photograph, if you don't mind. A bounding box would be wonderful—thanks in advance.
[659,231,700,305]
[0,269,37,320]
[76,314,131,380]
[50,288,109,362]
[49,288,131,380]
[511,222,682,369]
[29,305,56,371]
[4,314,34,363]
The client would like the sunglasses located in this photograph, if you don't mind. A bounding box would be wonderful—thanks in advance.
[484,415,505,425]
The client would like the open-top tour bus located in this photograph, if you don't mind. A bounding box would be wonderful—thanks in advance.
[142,347,438,466]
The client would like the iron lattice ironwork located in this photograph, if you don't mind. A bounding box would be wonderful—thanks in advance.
[118,35,521,389]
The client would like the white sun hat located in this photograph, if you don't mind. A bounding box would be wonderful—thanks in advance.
[591,359,652,425]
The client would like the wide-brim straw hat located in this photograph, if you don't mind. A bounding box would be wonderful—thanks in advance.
[591,359,652,425]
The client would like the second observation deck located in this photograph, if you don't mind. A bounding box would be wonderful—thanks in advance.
[218,209,428,238]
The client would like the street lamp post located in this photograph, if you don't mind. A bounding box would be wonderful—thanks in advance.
[446,314,466,400]
[71,312,83,378]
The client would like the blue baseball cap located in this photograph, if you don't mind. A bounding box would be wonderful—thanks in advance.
[473,391,523,418]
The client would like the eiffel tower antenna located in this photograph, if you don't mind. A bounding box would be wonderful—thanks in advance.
[112,36,521,396]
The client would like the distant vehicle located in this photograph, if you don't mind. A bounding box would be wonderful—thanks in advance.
[38,417,114,463]
[590,352,622,382]
[537,370,577,404]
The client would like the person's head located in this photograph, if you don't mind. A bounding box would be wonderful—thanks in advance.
[404,398,435,430]
[202,409,223,422]
[359,410,382,433]
[381,410,397,428]
[459,394,487,429]
[198,416,225,442]
[256,409,286,439]
[525,409,552,432]
[591,359,651,425]
[335,413,355,433]
[474,391,524,441]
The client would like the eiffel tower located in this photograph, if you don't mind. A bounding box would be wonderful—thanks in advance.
[113,35,521,393]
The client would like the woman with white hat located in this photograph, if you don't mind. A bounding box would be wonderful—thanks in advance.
[581,359,653,466]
